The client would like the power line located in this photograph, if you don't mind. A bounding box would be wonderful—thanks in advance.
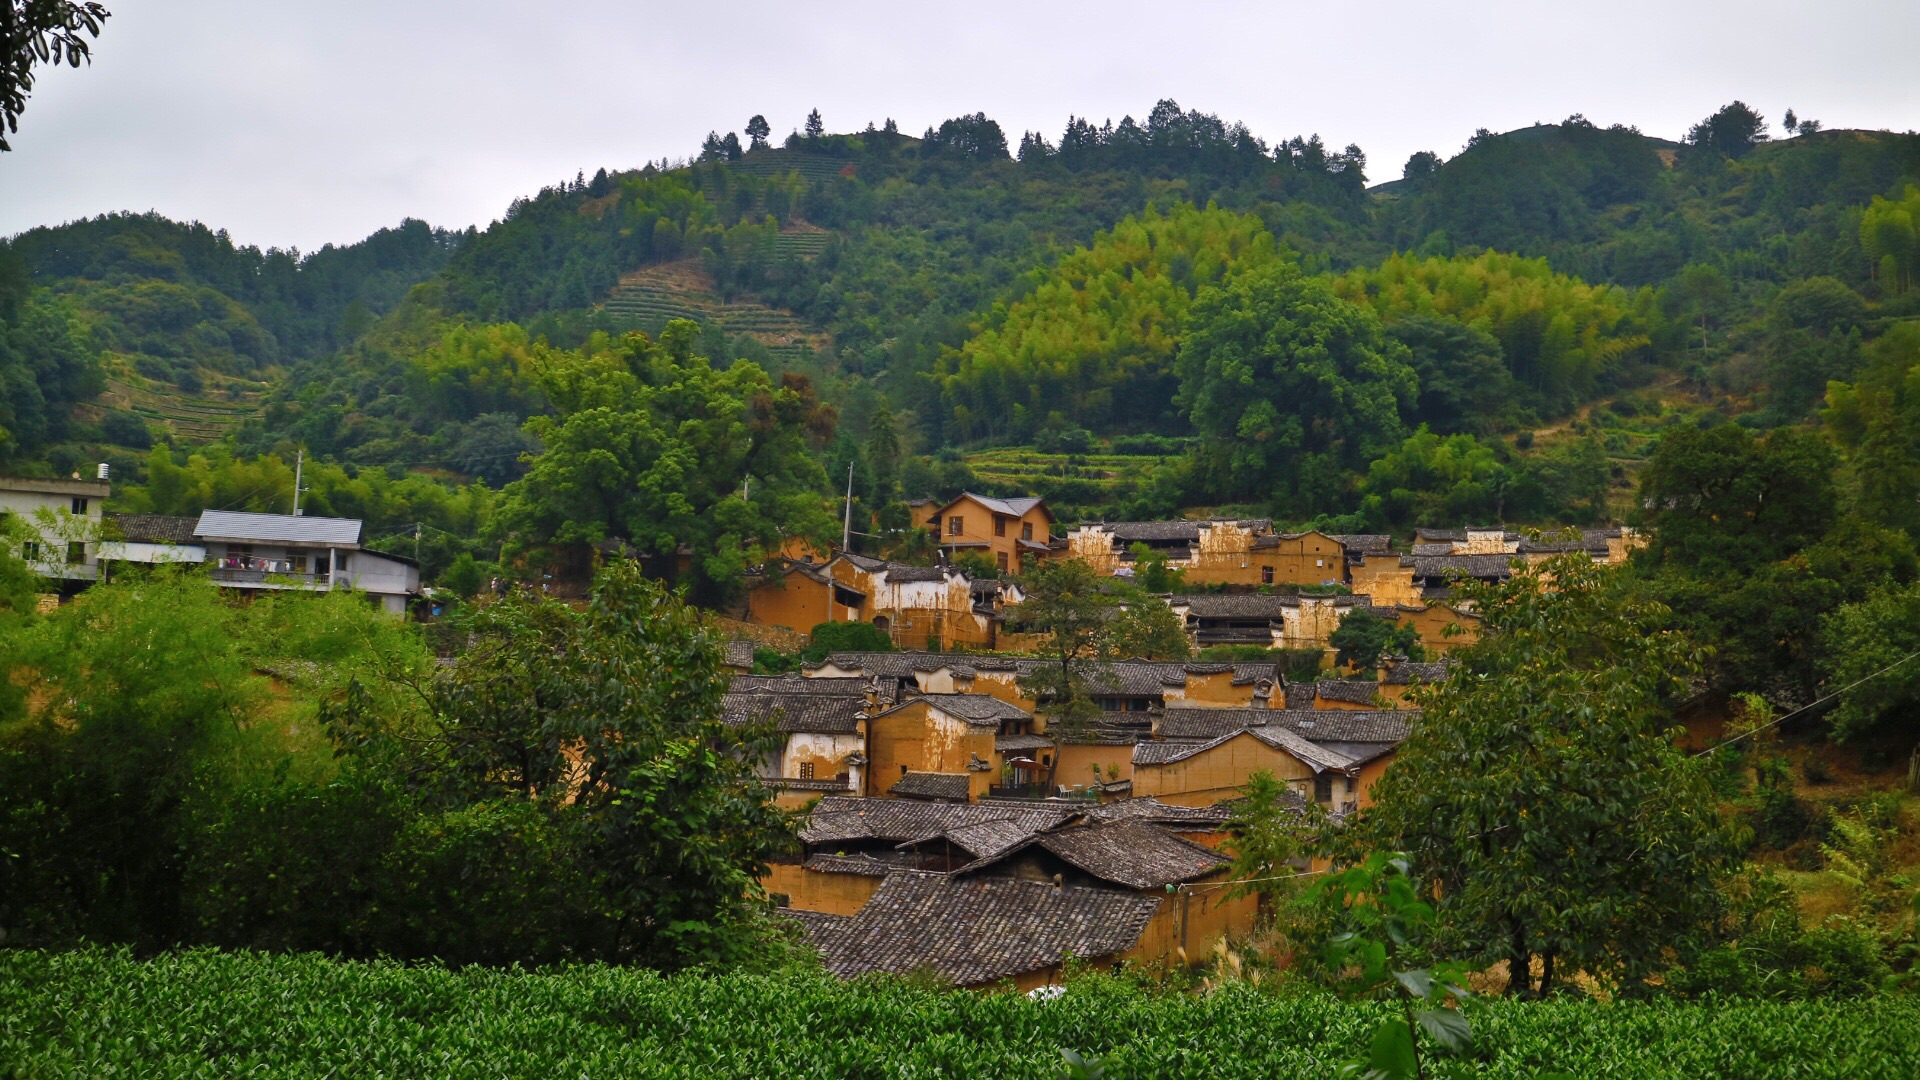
[1693,649,1920,757]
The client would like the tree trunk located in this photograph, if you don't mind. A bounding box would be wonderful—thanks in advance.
[1539,952,1556,997]
[1505,919,1532,997]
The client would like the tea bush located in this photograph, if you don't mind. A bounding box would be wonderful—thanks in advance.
[3,948,1917,1079]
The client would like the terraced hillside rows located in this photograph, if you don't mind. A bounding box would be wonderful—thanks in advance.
[725,148,854,184]
[603,258,830,364]
[964,447,1177,511]
[96,373,267,443]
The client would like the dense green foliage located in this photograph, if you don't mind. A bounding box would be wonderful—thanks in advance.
[0,259,101,464]
[936,203,1285,439]
[493,320,838,599]
[5,213,460,375]
[0,563,796,967]
[6,949,1920,1078]
[1348,551,1731,994]
[1331,250,1664,412]
[1178,266,1415,509]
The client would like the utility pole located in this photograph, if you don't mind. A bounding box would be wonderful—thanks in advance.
[414,523,422,564]
[292,450,304,516]
[842,462,855,552]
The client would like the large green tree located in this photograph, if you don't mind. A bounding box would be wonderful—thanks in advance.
[323,561,792,963]
[1631,424,1855,695]
[1177,265,1416,509]
[1345,550,1732,995]
[1009,558,1112,746]
[495,320,837,599]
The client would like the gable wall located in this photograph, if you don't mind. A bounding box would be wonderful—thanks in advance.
[1132,733,1315,805]
[866,702,995,799]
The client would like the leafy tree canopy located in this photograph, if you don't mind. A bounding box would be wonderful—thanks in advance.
[1345,551,1732,995]
[1177,265,1416,511]
[494,320,838,599]
[939,203,1286,440]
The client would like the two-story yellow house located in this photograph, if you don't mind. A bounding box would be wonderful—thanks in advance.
[924,493,1053,574]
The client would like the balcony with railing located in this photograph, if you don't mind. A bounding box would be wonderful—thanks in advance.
[209,555,329,588]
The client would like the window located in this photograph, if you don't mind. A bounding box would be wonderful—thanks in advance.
[833,585,863,609]
[1261,566,1274,584]
[287,551,309,574]
[70,497,89,515]
[948,515,964,536]
[1315,558,1324,568]
[66,541,84,564]
[996,551,1009,573]
[798,761,815,780]
[21,541,39,561]
[1021,522,1033,541]
[993,516,1006,537]
[1313,774,1334,802]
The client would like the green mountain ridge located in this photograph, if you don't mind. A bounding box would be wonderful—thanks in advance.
[3,104,1917,532]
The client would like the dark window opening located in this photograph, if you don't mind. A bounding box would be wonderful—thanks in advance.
[948,516,964,536]
[1022,523,1033,541]
[1314,774,1334,802]
[798,761,815,780]
[70,497,89,515]
[66,542,84,564]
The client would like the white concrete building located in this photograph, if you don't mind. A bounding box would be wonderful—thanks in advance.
[0,474,111,590]
[193,510,420,614]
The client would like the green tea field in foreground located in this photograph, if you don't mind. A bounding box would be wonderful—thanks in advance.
[4,949,1919,1078]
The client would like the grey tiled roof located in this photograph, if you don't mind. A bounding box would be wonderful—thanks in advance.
[1077,518,1272,543]
[1158,706,1414,745]
[723,640,757,668]
[798,796,1073,845]
[1272,709,1413,744]
[803,853,909,876]
[1082,660,1282,696]
[1014,819,1229,890]
[883,564,948,582]
[1084,798,1235,829]
[1170,593,1361,619]
[105,513,200,544]
[919,693,1032,725]
[1382,661,1451,686]
[1315,679,1382,705]
[721,684,868,735]
[803,872,1158,986]
[1158,708,1275,742]
[1411,553,1519,579]
[1331,534,1393,554]
[1284,683,1317,709]
[1133,725,1360,772]
[195,509,362,546]
[953,492,1048,519]
[995,732,1055,753]
[1246,726,1360,770]
[901,816,1054,861]
[813,653,1281,698]
[778,907,854,953]
[889,771,973,801]
[731,674,872,696]
[813,651,1038,678]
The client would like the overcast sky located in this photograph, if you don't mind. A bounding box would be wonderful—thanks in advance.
[3,1,1916,253]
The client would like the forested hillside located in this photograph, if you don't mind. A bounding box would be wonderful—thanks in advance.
[3,100,1918,542]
